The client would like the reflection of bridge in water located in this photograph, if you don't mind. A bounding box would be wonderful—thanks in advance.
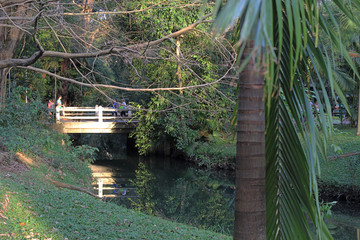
[56,106,138,134]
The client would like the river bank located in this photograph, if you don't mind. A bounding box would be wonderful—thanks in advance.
[0,102,231,239]
[318,126,360,201]
[0,149,231,239]
[192,125,360,203]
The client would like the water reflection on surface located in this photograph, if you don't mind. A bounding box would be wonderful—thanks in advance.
[90,151,360,238]
[326,204,360,240]
[91,154,235,234]
[326,222,358,240]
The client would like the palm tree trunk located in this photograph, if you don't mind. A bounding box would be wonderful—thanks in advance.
[234,44,266,240]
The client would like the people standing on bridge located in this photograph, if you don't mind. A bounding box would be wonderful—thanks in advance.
[56,96,64,116]
[120,99,127,117]
[112,99,119,116]
[48,99,54,116]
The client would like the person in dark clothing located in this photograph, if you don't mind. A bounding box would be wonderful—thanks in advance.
[112,99,119,116]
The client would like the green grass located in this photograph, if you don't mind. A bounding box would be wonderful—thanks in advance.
[189,142,235,169]
[320,126,360,188]
[0,167,231,240]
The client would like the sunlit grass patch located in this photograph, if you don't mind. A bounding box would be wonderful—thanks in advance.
[0,171,231,240]
[0,177,59,239]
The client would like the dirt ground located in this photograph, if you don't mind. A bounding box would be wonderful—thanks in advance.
[0,151,29,174]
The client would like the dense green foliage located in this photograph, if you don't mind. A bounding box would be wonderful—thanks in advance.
[131,82,235,165]
[123,1,236,162]
[0,91,97,182]
[5,0,236,165]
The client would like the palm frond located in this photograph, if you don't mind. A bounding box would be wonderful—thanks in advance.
[214,0,360,239]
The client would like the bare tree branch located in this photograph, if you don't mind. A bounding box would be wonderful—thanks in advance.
[0,0,34,8]
[0,51,42,68]
[21,65,228,92]
[0,12,213,69]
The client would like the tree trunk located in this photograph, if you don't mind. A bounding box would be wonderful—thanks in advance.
[176,36,182,94]
[0,69,6,104]
[59,59,70,104]
[0,3,30,103]
[234,44,266,240]
[47,178,100,198]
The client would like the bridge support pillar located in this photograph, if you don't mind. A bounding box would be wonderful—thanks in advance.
[98,106,103,122]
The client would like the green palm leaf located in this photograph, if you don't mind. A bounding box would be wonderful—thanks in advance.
[214,0,360,239]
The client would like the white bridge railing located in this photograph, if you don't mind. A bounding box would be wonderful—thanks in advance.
[56,106,135,123]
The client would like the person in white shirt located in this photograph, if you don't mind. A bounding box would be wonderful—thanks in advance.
[120,99,127,117]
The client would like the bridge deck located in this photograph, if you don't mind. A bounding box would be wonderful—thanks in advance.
[56,106,138,133]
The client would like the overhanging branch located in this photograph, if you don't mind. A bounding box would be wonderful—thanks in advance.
[20,65,225,92]
[0,51,42,69]
[0,0,33,7]
[0,13,213,69]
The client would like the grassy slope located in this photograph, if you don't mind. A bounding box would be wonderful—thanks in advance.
[316,126,360,238]
[0,157,231,240]
[320,126,360,188]
[0,143,233,240]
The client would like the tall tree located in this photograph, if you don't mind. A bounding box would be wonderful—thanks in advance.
[0,0,236,160]
[0,0,227,106]
[0,0,34,103]
[214,0,360,239]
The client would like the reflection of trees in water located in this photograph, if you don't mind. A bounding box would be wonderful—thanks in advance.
[130,162,157,215]
[160,176,234,234]
[131,162,235,234]
[70,133,128,160]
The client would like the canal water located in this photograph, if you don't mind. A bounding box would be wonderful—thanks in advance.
[72,133,360,238]
[91,154,235,235]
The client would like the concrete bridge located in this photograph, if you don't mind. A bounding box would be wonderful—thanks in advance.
[56,106,138,134]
